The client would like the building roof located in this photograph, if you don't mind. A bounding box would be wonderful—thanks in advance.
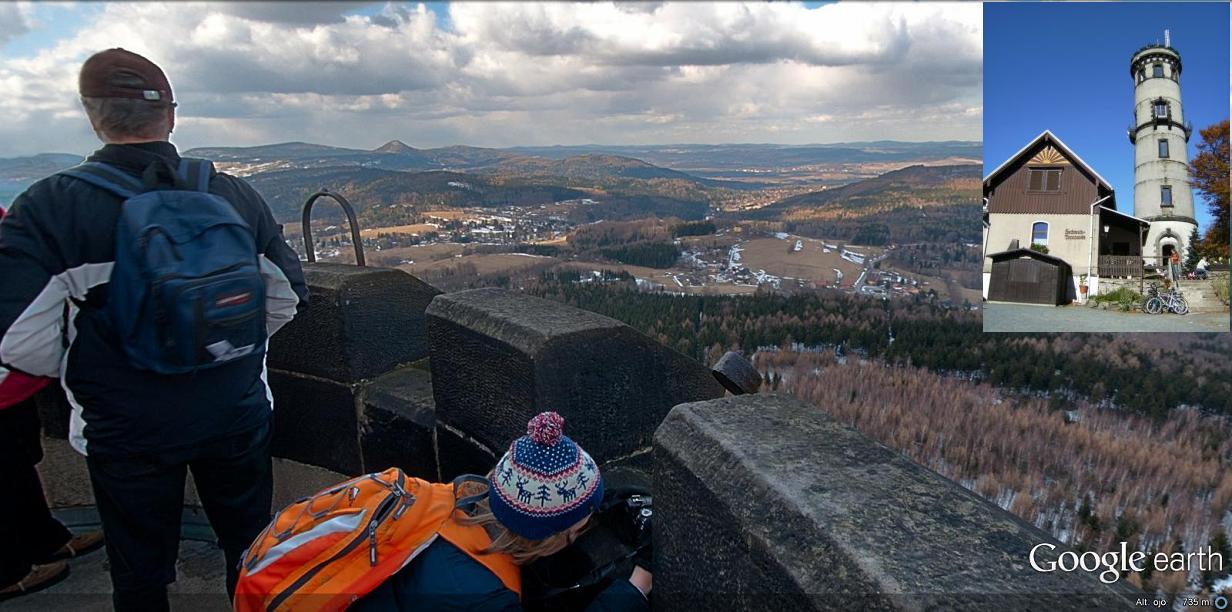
[1098,205,1150,227]
[986,247,1071,268]
[983,130,1115,195]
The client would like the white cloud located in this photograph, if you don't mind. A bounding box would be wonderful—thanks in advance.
[0,3,35,47]
[0,1,982,157]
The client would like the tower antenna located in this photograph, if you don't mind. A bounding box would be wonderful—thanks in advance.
[1165,29,1170,47]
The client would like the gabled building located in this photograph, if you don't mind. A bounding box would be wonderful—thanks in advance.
[983,130,1149,302]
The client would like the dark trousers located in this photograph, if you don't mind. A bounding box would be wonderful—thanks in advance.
[0,398,73,586]
[86,419,273,612]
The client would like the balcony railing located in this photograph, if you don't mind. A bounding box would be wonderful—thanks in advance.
[1099,255,1143,278]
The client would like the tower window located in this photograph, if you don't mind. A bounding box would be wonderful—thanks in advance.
[1158,139,1169,158]
[1153,101,1168,118]
[1152,64,1164,78]
[1031,222,1049,247]
[1137,70,1145,83]
[1161,185,1172,207]
[1027,168,1062,192]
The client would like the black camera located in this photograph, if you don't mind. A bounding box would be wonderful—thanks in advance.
[523,470,654,611]
[611,493,653,554]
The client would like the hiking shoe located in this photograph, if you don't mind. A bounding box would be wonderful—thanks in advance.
[0,562,70,601]
[37,531,105,563]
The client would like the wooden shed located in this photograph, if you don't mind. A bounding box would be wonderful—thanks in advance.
[987,248,1072,306]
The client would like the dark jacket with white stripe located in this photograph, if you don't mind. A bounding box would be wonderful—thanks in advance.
[0,142,307,457]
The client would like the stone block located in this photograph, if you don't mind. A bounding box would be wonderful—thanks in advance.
[268,263,441,383]
[653,394,1141,610]
[426,288,724,464]
[267,370,363,475]
[435,424,500,482]
[360,367,438,480]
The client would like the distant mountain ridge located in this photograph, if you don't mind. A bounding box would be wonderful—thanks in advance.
[0,153,83,181]
[1,140,981,183]
[505,141,981,169]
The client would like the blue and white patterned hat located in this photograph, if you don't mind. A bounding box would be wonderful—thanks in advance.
[489,412,604,540]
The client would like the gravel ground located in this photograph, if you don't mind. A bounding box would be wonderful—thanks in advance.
[983,302,1230,333]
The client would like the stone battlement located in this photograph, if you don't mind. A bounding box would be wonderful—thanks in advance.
[34,263,1142,608]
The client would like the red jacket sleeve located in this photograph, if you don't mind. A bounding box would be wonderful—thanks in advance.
[0,367,51,409]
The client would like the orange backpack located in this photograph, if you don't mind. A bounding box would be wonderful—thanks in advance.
[233,469,521,611]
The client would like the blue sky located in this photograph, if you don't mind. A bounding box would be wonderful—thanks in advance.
[984,2,1229,232]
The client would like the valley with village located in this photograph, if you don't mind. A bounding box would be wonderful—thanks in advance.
[184,140,985,307]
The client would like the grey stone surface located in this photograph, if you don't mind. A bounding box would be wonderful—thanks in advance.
[266,370,364,475]
[426,288,725,463]
[268,263,441,383]
[360,367,438,480]
[984,302,1229,332]
[712,350,763,395]
[436,424,500,482]
[653,394,1142,611]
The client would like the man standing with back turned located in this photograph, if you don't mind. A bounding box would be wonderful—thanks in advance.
[0,49,308,610]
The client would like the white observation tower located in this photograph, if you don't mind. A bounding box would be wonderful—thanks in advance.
[1128,30,1198,264]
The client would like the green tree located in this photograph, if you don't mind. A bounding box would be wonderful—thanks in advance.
[1185,226,1203,270]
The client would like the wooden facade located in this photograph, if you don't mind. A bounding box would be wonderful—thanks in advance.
[984,133,1115,215]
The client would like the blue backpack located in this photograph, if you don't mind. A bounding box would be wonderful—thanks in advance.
[59,158,267,374]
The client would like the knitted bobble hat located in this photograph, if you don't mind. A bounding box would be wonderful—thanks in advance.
[489,412,604,541]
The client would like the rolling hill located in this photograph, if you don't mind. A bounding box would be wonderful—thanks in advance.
[751,163,981,214]
[244,166,588,223]
[738,164,983,245]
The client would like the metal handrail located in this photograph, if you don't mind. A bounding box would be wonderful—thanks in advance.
[301,189,366,266]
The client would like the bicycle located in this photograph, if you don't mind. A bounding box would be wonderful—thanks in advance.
[1141,283,1163,314]
[1158,286,1189,315]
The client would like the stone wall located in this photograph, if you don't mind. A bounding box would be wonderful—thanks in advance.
[37,263,1151,606]
[426,287,725,478]
[653,394,1143,610]
[40,266,723,515]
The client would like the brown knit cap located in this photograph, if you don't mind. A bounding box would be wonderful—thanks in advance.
[78,48,174,105]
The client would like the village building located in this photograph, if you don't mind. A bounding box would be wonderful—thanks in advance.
[982,131,1149,302]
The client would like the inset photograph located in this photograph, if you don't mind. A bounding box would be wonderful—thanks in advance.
[982,2,1229,332]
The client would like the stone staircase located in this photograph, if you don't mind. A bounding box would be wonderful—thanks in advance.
[1175,277,1229,313]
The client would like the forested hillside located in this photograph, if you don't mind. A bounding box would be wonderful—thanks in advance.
[740,164,982,245]
[517,274,1232,417]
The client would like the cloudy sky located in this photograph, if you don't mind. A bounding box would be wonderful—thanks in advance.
[0,2,982,157]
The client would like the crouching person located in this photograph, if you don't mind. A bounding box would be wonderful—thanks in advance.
[234,412,651,611]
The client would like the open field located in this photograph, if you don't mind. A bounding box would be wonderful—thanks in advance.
[739,236,867,287]
[371,243,467,265]
[420,210,471,220]
[882,265,981,305]
[360,223,439,238]
[399,252,557,276]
